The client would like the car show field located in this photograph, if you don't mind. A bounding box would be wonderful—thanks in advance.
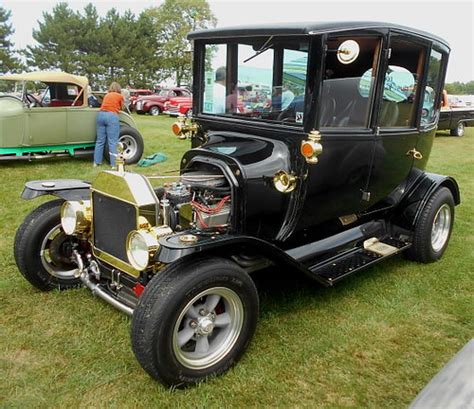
[1,114,472,406]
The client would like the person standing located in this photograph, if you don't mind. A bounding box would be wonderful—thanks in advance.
[94,82,124,167]
[212,66,226,113]
[281,84,295,110]
[122,85,131,110]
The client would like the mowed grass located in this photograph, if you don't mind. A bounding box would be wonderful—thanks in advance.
[1,116,472,408]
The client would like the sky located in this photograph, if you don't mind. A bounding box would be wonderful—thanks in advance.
[2,0,473,83]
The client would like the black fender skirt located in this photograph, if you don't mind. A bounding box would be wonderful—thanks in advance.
[156,233,329,286]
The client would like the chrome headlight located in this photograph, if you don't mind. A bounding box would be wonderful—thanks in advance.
[126,229,160,271]
[61,200,91,235]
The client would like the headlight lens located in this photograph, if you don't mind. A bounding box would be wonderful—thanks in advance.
[126,230,159,271]
[61,200,91,235]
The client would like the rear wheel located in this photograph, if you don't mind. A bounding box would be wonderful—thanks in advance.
[405,187,455,263]
[104,127,144,165]
[450,122,465,137]
[14,200,81,291]
[131,257,259,387]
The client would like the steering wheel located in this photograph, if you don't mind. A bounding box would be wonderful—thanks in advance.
[0,94,23,103]
[276,108,296,123]
[24,93,44,107]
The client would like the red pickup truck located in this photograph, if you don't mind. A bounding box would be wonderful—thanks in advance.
[135,87,191,116]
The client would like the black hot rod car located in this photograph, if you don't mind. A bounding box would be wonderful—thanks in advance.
[15,22,459,387]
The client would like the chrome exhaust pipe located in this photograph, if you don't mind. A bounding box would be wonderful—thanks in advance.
[73,251,134,316]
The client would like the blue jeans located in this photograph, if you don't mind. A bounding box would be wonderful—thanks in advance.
[94,111,120,166]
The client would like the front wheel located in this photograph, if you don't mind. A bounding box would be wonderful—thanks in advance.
[14,199,82,291]
[405,187,455,263]
[450,122,465,137]
[149,106,160,116]
[131,257,259,387]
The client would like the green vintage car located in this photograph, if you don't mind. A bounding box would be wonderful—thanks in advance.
[0,71,144,163]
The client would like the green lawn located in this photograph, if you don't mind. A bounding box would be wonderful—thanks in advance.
[1,117,472,408]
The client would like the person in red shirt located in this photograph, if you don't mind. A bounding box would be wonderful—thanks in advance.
[94,82,124,167]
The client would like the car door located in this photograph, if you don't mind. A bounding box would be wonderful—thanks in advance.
[66,106,97,143]
[365,33,429,203]
[296,34,384,229]
[27,106,67,146]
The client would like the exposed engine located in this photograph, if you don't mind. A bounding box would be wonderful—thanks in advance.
[155,166,232,233]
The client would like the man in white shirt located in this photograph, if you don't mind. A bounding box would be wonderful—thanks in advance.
[281,84,295,110]
[212,66,227,114]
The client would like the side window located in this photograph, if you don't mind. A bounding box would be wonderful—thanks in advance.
[320,36,381,128]
[421,49,443,125]
[379,38,425,127]
[203,44,227,114]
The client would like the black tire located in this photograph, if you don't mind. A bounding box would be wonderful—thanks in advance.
[149,106,160,116]
[405,187,455,263]
[104,126,144,165]
[131,257,259,387]
[14,199,81,291]
[450,122,465,137]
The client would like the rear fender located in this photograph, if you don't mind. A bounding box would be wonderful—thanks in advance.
[21,179,91,201]
[394,172,460,229]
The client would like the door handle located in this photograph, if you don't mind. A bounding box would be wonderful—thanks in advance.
[406,148,423,160]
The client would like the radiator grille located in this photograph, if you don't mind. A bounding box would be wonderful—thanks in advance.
[92,192,137,263]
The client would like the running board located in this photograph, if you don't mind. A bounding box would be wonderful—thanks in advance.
[308,237,411,285]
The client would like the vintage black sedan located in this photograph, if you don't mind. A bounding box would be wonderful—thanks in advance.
[14,22,459,387]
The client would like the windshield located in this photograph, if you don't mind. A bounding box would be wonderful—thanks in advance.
[202,37,309,126]
[0,80,23,99]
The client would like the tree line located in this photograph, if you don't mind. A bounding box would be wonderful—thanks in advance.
[444,81,474,95]
[0,0,216,89]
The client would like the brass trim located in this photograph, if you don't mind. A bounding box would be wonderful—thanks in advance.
[339,214,358,226]
[92,246,141,277]
[179,234,198,244]
[273,170,297,193]
[406,148,423,160]
[172,116,200,139]
[301,130,323,164]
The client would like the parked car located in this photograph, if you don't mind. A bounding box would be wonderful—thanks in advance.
[129,88,153,111]
[163,95,193,116]
[0,71,144,163]
[437,91,474,136]
[15,22,459,388]
[135,87,192,116]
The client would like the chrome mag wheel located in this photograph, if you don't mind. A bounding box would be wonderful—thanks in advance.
[119,134,138,160]
[431,203,452,252]
[172,287,244,370]
[40,224,79,279]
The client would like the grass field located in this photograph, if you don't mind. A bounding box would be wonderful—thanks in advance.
[1,116,472,408]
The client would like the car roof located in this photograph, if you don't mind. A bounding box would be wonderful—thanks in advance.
[188,21,449,48]
[0,71,88,88]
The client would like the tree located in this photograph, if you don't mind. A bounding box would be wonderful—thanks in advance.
[0,6,21,73]
[26,3,83,73]
[445,81,474,95]
[145,0,216,86]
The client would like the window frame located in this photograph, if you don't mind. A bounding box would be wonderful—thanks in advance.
[198,36,312,129]
[376,32,431,131]
[419,45,447,128]
[317,34,384,131]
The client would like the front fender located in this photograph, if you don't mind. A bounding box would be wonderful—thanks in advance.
[21,179,91,201]
[155,233,329,286]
